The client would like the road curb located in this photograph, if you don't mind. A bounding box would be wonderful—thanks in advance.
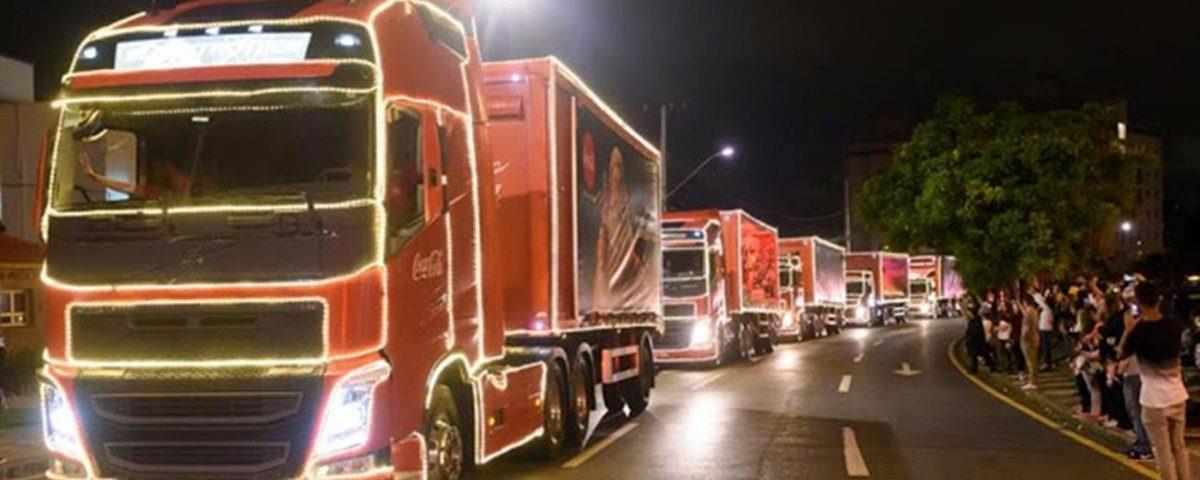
[948,339,1158,478]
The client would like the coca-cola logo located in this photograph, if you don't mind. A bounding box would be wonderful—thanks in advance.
[412,250,445,282]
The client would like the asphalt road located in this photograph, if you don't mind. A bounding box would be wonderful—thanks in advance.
[476,319,1144,480]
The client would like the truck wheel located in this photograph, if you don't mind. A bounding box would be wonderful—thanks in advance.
[567,352,592,446]
[426,385,467,480]
[533,360,569,459]
[622,340,653,415]
[738,323,754,360]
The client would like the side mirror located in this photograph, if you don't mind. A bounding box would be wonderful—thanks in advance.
[33,131,53,240]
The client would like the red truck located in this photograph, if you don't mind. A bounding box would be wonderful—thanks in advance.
[844,252,910,325]
[779,236,846,339]
[657,209,781,365]
[909,255,964,318]
[35,2,662,479]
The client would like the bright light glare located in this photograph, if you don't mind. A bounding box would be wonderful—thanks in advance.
[720,146,736,158]
[314,361,391,457]
[334,33,362,48]
[41,383,84,458]
[690,320,713,346]
[1120,221,1134,233]
[81,46,99,60]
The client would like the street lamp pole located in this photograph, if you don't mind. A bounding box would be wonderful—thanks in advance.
[664,147,736,201]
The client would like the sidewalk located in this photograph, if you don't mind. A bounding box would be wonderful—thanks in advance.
[954,340,1200,478]
[0,395,47,480]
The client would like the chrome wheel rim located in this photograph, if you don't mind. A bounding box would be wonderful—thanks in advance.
[428,417,463,480]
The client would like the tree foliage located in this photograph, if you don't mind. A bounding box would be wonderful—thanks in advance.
[857,96,1153,291]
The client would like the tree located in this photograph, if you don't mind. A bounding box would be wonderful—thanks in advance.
[857,96,1153,291]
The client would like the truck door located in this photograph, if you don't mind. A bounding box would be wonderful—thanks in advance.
[385,104,453,392]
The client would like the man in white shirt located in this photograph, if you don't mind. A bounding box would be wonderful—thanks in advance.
[1119,282,1190,480]
[1033,289,1056,371]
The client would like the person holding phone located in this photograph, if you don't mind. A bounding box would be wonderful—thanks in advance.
[1119,281,1190,480]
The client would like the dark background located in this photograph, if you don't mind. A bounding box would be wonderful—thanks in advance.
[4,0,1198,249]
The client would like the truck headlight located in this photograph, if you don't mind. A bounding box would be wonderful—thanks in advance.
[690,319,714,346]
[782,311,795,327]
[855,306,867,319]
[868,298,877,307]
[314,361,391,457]
[41,381,85,459]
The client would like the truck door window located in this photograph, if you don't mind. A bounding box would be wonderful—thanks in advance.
[387,108,423,247]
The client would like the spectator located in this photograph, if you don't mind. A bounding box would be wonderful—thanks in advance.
[964,294,996,373]
[1034,287,1056,371]
[1119,281,1190,480]
[1019,292,1041,390]
[1074,323,1102,420]
[0,328,6,412]
[1120,348,1154,461]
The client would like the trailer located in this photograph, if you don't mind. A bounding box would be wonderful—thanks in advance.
[35,3,661,479]
[910,255,964,317]
[656,210,782,364]
[779,236,846,339]
[845,252,910,325]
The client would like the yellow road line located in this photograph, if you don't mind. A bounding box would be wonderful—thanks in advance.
[946,342,1157,479]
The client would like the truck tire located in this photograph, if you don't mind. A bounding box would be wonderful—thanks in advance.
[566,351,592,446]
[532,360,569,459]
[738,322,754,360]
[622,340,653,416]
[426,385,467,480]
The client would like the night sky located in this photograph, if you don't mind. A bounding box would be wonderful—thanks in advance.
[4,0,1199,243]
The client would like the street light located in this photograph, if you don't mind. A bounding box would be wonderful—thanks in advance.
[1120,221,1134,233]
[665,146,736,200]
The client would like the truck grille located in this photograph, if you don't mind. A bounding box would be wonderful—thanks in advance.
[663,303,696,318]
[105,442,290,476]
[91,392,304,426]
[70,301,325,363]
[655,320,693,350]
[74,375,322,480]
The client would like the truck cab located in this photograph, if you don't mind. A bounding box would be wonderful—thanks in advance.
[909,276,935,317]
[844,270,875,325]
[777,254,805,339]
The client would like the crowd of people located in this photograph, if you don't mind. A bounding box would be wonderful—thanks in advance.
[963,276,1192,480]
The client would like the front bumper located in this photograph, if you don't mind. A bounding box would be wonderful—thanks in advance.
[40,354,399,480]
[654,342,720,364]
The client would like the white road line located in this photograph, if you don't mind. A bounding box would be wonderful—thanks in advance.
[691,371,728,391]
[838,374,853,393]
[872,339,884,347]
[843,427,871,477]
[854,352,865,363]
[562,422,640,468]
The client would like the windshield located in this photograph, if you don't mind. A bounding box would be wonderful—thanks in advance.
[911,281,930,295]
[847,280,865,295]
[664,249,705,280]
[51,96,373,210]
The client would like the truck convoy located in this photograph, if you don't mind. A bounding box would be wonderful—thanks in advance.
[779,236,846,339]
[844,252,910,325]
[909,255,964,318]
[657,210,782,365]
[36,2,662,479]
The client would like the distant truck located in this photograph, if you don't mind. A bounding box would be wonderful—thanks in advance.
[779,236,846,339]
[657,210,782,364]
[909,255,964,317]
[845,252,910,325]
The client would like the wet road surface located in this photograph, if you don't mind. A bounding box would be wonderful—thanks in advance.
[475,319,1143,479]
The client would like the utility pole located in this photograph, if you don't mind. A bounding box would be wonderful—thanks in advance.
[660,104,669,213]
[844,175,852,251]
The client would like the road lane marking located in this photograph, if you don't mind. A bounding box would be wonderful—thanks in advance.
[947,341,1156,478]
[838,374,852,393]
[562,422,639,468]
[854,353,864,363]
[872,339,884,347]
[691,371,727,391]
[842,427,870,477]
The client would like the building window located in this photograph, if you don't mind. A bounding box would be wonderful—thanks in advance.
[0,290,30,327]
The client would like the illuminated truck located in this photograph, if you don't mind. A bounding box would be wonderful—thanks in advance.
[656,210,781,365]
[844,252,909,325]
[779,236,846,339]
[909,255,963,318]
[34,2,662,479]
